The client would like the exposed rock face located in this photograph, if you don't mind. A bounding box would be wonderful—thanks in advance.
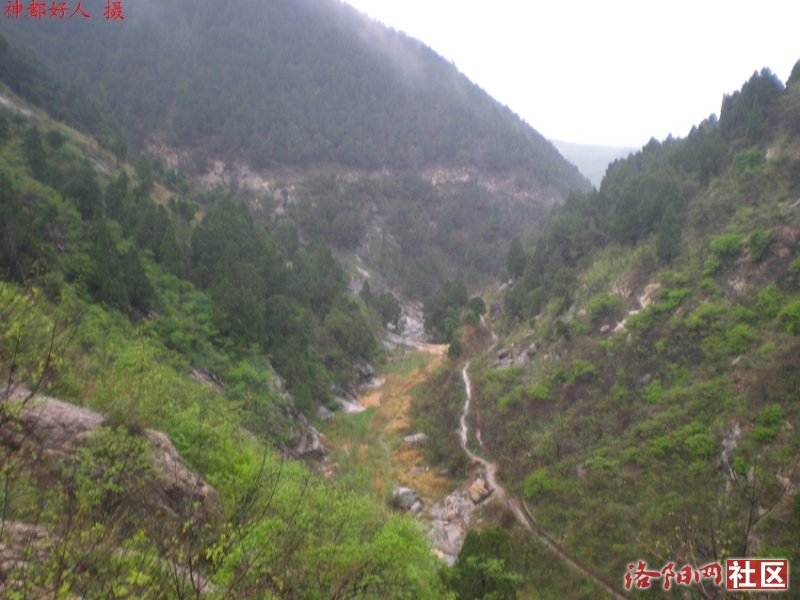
[402,433,428,445]
[428,492,474,566]
[285,413,326,459]
[267,375,331,459]
[353,362,376,381]
[1,386,221,522]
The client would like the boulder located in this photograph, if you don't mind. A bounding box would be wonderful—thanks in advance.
[316,405,334,422]
[353,362,375,381]
[285,412,326,459]
[402,433,428,444]
[469,476,493,503]
[390,486,421,510]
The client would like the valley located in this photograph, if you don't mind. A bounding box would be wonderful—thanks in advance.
[0,2,799,598]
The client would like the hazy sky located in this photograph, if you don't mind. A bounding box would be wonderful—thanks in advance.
[344,0,800,148]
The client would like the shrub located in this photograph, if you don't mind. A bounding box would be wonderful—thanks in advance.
[586,293,624,324]
[644,379,664,404]
[700,277,720,297]
[566,359,596,385]
[724,324,755,354]
[523,469,557,500]
[748,228,771,262]
[731,147,766,176]
[753,425,778,443]
[702,256,721,276]
[758,404,785,427]
[709,233,744,257]
[777,299,800,334]
[755,284,784,319]
[685,433,716,460]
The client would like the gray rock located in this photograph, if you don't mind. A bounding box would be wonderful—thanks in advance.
[353,362,376,380]
[639,373,653,385]
[402,433,428,444]
[600,324,611,333]
[469,476,493,503]
[316,405,334,422]
[391,486,421,510]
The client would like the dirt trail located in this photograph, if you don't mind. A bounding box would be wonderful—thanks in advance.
[459,363,502,498]
[458,359,629,600]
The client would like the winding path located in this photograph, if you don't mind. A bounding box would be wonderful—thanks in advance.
[458,357,628,600]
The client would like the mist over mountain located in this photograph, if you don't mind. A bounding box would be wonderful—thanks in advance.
[0,0,587,192]
[551,140,635,188]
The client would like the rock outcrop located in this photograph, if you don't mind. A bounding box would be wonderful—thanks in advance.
[0,386,220,522]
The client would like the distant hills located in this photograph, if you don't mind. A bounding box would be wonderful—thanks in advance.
[551,140,635,188]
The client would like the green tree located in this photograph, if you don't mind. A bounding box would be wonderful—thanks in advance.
[505,236,526,280]
[375,291,401,329]
[65,162,104,221]
[442,526,520,599]
[448,337,462,358]
[87,221,128,308]
[23,126,48,182]
[468,296,487,317]
[656,204,681,262]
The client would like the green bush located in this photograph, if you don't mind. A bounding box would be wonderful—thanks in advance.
[523,469,557,500]
[685,433,716,460]
[586,293,624,324]
[756,284,784,319]
[731,148,766,176]
[777,299,800,334]
[644,379,664,404]
[753,425,778,443]
[758,404,785,427]
[724,324,755,354]
[700,277,720,297]
[709,233,744,257]
[748,228,771,262]
[702,256,721,276]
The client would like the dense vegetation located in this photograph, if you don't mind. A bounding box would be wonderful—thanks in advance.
[0,43,463,599]
[410,62,800,598]
[0,0,586,194]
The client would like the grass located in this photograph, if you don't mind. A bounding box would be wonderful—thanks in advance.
[322,347,452,503]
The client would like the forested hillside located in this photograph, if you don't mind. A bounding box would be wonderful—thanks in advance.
[0,0,586,190]
[0,31,463,599]
[1,0,590,300]
[412,62,800,597]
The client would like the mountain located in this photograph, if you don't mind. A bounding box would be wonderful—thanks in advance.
[551,139,635,188]
[1,0,590,303]
[0,0,587,190]
[410,62,800,596]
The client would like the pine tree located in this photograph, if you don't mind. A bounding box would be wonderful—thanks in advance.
[506,236,526,280]
[656,204,681,262]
